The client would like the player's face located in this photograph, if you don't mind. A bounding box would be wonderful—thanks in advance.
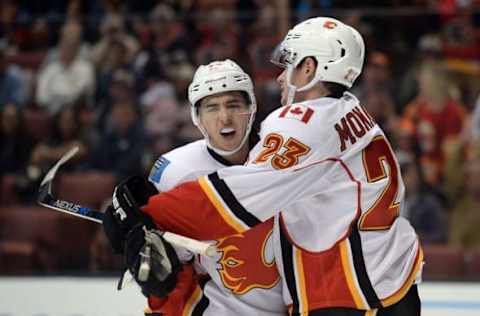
[198,91,250,152]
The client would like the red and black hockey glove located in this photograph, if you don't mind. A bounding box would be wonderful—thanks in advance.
[102,175,158,254]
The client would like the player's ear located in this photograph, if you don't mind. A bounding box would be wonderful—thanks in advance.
[302,57,317,79]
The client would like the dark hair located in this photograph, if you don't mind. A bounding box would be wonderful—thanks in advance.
[323,82,348,98]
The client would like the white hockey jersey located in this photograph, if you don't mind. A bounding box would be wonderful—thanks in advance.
[147,139,286,316]
[143,93,423,314]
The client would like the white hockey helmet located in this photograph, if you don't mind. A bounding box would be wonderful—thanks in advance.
[271,17,365,105]
[188,59,257,156]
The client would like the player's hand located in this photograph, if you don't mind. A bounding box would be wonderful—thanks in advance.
[126,225,182,298]
[102,175,158,254]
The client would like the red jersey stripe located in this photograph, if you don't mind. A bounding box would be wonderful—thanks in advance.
[142,180,239,240]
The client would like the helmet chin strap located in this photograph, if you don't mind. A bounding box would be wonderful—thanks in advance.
[285,65,323,105]
[197,109,255,157]
[285,67,297,106]
[206,133,249,157]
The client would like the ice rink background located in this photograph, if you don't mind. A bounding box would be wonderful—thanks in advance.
[0,277,479,315]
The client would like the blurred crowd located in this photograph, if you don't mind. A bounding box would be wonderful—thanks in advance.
[1,0,480,273]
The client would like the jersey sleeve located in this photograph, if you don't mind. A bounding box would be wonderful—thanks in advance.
[142,104,340,241]
[142,159,335,241]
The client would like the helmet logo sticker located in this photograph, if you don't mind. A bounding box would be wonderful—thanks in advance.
[323,21,338,29]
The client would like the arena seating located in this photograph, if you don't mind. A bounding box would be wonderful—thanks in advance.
[422,244,466,280]
[56,171,116,211]
[0,170,116,273]
[24,108,52,142]
[0,175,20,206]
[0,206,65,273]
[464,247,480,278]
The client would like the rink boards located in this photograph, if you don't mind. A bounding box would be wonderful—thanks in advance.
[0,278,479,315]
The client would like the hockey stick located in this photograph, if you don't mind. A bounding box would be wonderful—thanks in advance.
[37,147,217,257]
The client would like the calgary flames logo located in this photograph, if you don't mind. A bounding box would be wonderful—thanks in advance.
[216,219,279,295]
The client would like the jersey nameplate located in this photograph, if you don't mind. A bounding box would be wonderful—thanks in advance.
[334,106,376,152]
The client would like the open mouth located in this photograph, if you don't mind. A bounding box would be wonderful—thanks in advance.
[220,127,236,139]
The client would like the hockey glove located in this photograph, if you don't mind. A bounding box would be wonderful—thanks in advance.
[103,175,158,254]
[125,224,182,298]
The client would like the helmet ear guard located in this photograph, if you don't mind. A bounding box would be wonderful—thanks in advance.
[188,59,257,156]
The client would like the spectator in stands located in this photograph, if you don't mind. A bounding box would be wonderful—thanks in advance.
[247,1,288,120]
[90,13,139,74]
[0,0,22,53]
[88,100,146,180]
[448,157,480,248]
[26,18,51,53]
[14,106,89,202]
[401,156,449,244]
[41,20,90,66]
[471,93,480,141]
[0,103,33,175]
[396,33,443,109]
[35,21,95,115]
[139,61,198,162]
[354,51,398,141]
[96,68,136,129]
[440,4,480,61]
[401,61,465,185]
[0,43,29,108]
[134,3,191,92]
[194,7,240,65]
[354,51,395,102]
[169,62,202,146]
[30,106,89,171]
[443,111,480,247]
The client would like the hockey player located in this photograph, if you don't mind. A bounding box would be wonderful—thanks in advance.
[103,60,286,315]
[109,17,423,315]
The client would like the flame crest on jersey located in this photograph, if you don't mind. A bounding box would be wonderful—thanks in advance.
[216,219,280,295]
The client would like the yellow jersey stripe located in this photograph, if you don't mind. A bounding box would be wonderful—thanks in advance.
[182,285,203,316]
[381,245,424,307]
[198,176,245,233]
[340,239,367,309]
[364,309,378,316]
[295,248,309,315]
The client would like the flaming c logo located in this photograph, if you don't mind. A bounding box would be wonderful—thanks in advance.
[216,218,280,295]
[323,20,338,29]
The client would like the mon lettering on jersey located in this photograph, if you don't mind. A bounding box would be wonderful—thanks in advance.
[334,105,375,152]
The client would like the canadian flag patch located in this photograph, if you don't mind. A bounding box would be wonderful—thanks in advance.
[278,105,314,123]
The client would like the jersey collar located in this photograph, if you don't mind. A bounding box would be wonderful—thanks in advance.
[207,147,235,166]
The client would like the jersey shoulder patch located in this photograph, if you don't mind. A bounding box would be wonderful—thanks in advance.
[148,156,171,184]
[278,105,314,124]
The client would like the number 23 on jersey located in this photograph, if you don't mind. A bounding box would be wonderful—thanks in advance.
[254,133,400,230]
[253,133,311,169]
